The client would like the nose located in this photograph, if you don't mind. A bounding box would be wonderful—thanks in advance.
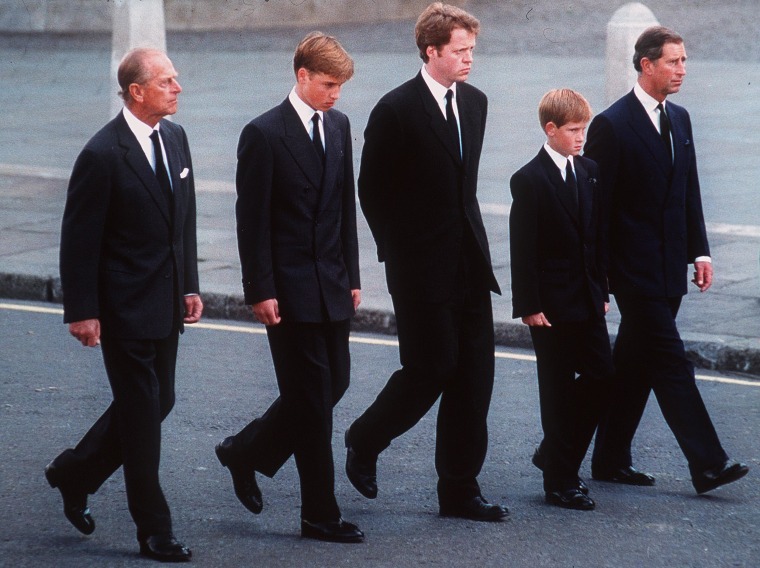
[172,78,182,93]
[331,86,341,101]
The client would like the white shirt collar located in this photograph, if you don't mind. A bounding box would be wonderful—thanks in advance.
[633,82,668,132]
[421,65,457,117]
[288,86,323,133]
[544,142,573,178]
[122,106,163,168]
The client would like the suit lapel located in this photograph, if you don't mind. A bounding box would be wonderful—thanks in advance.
[539,148,579,226]
[414,74,462,165]
[115,113,172,225]
[624,92,672,180]
[575,157,593,234]
[318,111,342,211]
[161,122,187,231]
[280,99,324,189]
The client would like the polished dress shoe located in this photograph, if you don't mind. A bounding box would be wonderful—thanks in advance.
[545,488,596,511]
[592,466,655,486]
[44,461,95,535]
[439,496,509,522]
[344,430,377,499]
[139,534,192,562]
[692,460,749,494]
[531,447,589,495]
[215,438,263,514]
[301,518,364,543]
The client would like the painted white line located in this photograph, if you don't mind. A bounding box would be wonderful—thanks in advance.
[2,302,758,387]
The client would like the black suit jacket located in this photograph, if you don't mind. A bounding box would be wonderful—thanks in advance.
[584,90,709,298]
[235,99,360,323]
[358,72,499,301]
[510,148,608,322]
[60,112,199,339]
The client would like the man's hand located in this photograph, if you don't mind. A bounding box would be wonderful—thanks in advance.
[184,294,204,324]
[351,289,362,312]
[692,260,714,292]
[69,319,101,347]
[253,299,281,326]
[604,302,610,314]
[521,312,551,327]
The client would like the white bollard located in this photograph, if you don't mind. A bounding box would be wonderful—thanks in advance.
[109,0,167,116]
[605,3,659,105]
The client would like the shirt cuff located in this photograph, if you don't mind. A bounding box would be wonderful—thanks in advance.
[694,256,711,263]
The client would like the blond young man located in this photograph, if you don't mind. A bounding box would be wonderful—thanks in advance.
[215,32,363,542]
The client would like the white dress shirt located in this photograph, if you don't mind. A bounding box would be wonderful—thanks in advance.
[122,106,172,190]
[543,142,574,181]
[421,65,462,155]
[288,87,324,150]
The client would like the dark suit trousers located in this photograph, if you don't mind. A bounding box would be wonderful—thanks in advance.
[592,294,728,475]
[229,319,350,522]
[530,319,612,491]
[349,277,495,503]
[50,332,179,539]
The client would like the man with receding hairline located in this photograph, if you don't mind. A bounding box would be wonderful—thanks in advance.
[585,26,748,495]
[46,47,201,562]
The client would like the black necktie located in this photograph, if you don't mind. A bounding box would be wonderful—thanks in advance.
[149,129,172,199]
[311,112,325,165]
[445,89,461,158]
[565,159,578,207]
[657,102,672,163]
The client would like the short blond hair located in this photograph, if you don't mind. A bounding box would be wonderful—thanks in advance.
[293,31,354,82]
[538,89,592,129]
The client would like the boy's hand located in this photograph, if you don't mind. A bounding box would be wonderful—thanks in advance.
[521,312,551,327]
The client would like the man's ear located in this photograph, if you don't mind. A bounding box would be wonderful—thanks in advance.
[128,83,143,103]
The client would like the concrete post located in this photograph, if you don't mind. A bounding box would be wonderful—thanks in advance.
[605,3,658,105]
[110,0,167,116]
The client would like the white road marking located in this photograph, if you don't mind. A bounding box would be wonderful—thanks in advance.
[3,302,758,387]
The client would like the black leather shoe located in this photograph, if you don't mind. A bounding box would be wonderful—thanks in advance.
[439,496,509,522]
[531,447,589,495]
[592,466,655,486]
[215,438,263,514]
[45,461,95,535]
[692,460,749,494]
[139,534,192,562]
[345,430,377,499]
[545,488,596,511]
[301,518,364,543]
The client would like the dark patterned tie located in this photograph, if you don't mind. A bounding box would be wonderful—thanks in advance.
[149,129,172,199]
[445,89,461,158]
[565,159,578,207]
[311,112,325,165]
[657,102,672,163]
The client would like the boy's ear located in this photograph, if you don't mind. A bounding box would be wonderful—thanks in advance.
[545,121,557,137]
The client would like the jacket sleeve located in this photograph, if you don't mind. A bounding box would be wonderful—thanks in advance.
[59,147,111,323]
[509,170,542,318]
[357,101,401,262]
[235,122,277,305]
[340,116,361,290]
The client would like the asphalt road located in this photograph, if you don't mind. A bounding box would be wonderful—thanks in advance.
[1,300,758,567]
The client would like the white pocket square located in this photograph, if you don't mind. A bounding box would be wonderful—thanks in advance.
[180,167,190,179]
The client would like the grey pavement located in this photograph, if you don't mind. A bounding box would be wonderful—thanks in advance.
[2,2,760,376]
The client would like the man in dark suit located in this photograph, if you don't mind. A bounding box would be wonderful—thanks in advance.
[215,32,363,543]
[510,89,613,511]
[344,2,508,522]
[46,47,201,562]
[585,26,748,494]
